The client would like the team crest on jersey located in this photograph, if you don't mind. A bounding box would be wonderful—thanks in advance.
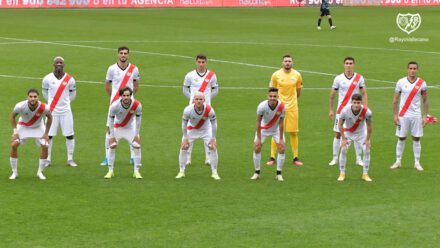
[415,85,420,90]
[202,117,208,120]
[130,110,135,114]
[36,113,41,117]
[63,81,68,86]
[276,111,281,115]
[204,78,210,83]
[127,72,132,77]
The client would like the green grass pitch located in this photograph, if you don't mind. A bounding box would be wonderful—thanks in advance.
[0,6,439,247]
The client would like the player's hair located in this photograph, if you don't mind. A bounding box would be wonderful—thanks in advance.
[282,54,292,60]
[408,61,418,68]
[196,54,207,60]
[119,86,133,96]
[268,87,278,93]
[27,88,39,96]
[351,93,362,101]
[118,46,130,53]
[344,57,355,63]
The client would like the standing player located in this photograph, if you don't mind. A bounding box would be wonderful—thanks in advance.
[183,54,219,166]
[101,46,140,166]
[317,0,336,30]
[176,92,220,180]
[251,88,286,182]
[10,89,52,180]
[42,56,77,167]
[105,87,143,179]
[391,61,429,171]
[266,54,303,166]
[329,57,368,166]
[337,94,372,182]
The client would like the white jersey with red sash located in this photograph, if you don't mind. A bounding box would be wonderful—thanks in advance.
[106,63,140,104]
[332,73,365,114]
[14,100,50,129]
[257,100,286,133]
[396,77,427,118]
[183,103,216,133]
[184,70,218,104]
[340,104,372,136]
[109,99,142,129]
[42,72,76,115]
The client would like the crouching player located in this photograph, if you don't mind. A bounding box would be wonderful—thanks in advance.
[176,92,220,180]
[10,89,52,180]
[251,87,286,181]
[105,86,143,179]
[337,94,373,182]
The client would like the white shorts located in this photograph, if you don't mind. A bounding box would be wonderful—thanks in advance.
[395,117,423,138]
[17,125,47,146]
[184,129,212,147]
[114,127,138,147]
[344,132,367,150]
[49,112,74,137]
[254,130,283,144]
[333,114,340,132]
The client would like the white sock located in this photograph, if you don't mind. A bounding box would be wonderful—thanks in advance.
[396,139,405,162]
[130,145,135,160]
[354,141,363,162]
[105,132,110,159]
[204,142,211,162]
[339,146,347,173]
[253,152,261,171]
[133,148,141,172]
[210,150,218,174]
[107,148,116,171]
[10,157,18,174]
[413,140,421,163]
[276,153,285,171]
[363,147,370,174]
[47,139,53,161]
[66,139,75,161]
[179,149,189,172]
[332,137,340,160]
[38,159,46,173]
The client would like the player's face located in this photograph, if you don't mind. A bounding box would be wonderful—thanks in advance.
[267,91,278,106]
[344,60,354,72]
[121,91,132,104]
[351,100,362,111]
[53,59,64,71]
[282,57,293,70]
[193,94,205,108]
[118,49,129,63]
[27,92,39,106]
[407,64,418,77]
[196,59,206,71]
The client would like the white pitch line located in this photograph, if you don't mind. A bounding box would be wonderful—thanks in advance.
[2,39,439,56]
[0,74,428,91]
[0,36,439,87]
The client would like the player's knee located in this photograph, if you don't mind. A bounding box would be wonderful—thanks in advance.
[328,15,332,18]
[66,135,74,140]
[412,137,420,142]
[253,146,261,153]
[11,141,20,149]
[335,132,341,139]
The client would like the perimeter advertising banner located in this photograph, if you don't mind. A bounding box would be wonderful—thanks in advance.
[0,0,437,8]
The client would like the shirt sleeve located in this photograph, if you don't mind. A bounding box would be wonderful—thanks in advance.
[359,75,366,89]
[135,103,142,117]
[332,76,339,90]
[395,81,402,93]
[280,107,286,119]
[296,73,303,89]
[183,73,192,87]
[106,66,113,82]
[13,103,22,114]
[209,108,216,121]
[421,81,428,93]
[69,77,76,91]
[366,109,373,121]
[269,73,277,88]
[133,67,140,81]
[256,103,264,116]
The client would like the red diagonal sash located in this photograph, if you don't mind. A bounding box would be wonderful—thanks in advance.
[399,78,425,117]
[50,74,71,112]
[187,105,212,130]
[111,64,136,103]
[344,106,368,132]
[198,71,215,93]
[114,100,140,128]
[261,102,285,130]
[18,102,46,126]
[337,73,362,114]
